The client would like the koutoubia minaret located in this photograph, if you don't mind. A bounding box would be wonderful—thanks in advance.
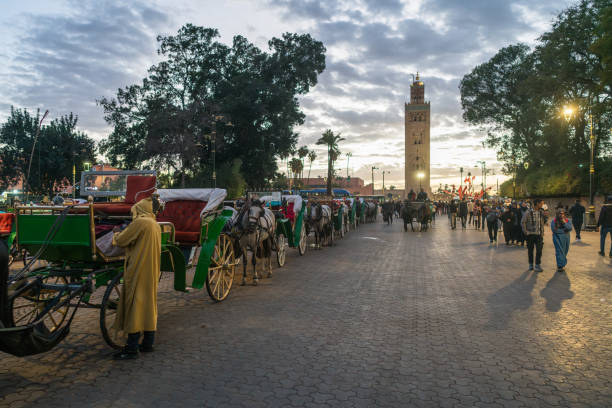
[404,73,430,196]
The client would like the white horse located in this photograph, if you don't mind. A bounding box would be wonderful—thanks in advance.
[306,202,332,248]
[235,200,276,286]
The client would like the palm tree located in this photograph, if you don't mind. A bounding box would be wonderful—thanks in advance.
[316,129,345,196]
[307,150,317,185]
[297,146,309,180]
[289,157,303,191]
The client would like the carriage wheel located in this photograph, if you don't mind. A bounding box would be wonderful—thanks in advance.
[100,271,126,349]
[298,222,307,256]
[276,234,287,267]
[206,234,236,302]
[11,276,70,332]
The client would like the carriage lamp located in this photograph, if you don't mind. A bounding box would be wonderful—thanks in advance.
[417,172,424,190]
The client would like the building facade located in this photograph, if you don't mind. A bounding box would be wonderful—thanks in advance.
[404,74,431,195]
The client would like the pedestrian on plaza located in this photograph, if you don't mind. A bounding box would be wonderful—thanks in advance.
[458,199,468,229]
[112,197,162,360]
[521,198,547,272]
[408,189,416,201]
[551,207,572,273]
[468,200,474,225]
[512,202,524,246]
[449,199,458,229]
[568,199,585,241]
[597,195,612,258]
[501,205,516,245]
[481,202,488,231]
[486,205,500,243]
[473,200,481,229]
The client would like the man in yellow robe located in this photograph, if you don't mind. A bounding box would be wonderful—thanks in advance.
[112,197,161,360]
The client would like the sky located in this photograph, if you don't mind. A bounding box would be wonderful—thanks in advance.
[0,0,576,191]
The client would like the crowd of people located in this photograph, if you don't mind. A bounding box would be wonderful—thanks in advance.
[434,196,612,274]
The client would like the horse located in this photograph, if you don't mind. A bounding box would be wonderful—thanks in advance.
[417,202,432,232]
[364,202,377,223]
[381,201,394,225]
[306,202,332,248]
[233,200,276,286]
[401,201,417,232]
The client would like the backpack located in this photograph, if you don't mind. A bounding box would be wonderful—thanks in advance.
[486,211,498,223]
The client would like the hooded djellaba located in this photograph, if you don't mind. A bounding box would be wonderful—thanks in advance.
[112,197,162,345]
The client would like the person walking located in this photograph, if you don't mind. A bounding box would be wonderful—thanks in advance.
[458,199,468,229]
[521,198,547,272]
[512,202,524,246]
[597,195,612,257]
[473,201,481,229]
[551,207,572,273]
[501,205,516,245]
[468,200,474,225]
[449,199,458,230]
[112,197,162,360]
[486,206,500,243]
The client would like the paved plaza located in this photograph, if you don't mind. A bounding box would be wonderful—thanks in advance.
[1,217,611,407]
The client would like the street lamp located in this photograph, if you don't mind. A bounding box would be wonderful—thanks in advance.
[562,102,597,228]
[382,170,389,197]
[417,172,424,190]
[371,166,378,195]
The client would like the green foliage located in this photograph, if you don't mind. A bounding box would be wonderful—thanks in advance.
[99,24,326,189]
[0,107,95,195]
[316,129,344,195]
[460,0,611,196]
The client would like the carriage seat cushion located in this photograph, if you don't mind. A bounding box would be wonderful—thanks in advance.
[157,200,207,245]
[283,202,295,223]
[125,175,156,204]
[0,213,14,234]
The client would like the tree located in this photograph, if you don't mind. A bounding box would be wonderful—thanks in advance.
[289,157,303,189]
[99,24,326,189]
[307,150,317,183]
[0,107,95,195]
[297,146,309,180]
[460,0,611,196]
[316,129,344,195]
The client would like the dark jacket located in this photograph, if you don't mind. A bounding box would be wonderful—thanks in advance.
[458,201,468,217]
[569,203,585,224]
[449,202,457,213]
[598,204,612,228]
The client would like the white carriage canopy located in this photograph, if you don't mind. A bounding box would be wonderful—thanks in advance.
[157,188,227,215]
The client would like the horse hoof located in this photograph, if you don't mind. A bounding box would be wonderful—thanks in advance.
[240,279,246,286]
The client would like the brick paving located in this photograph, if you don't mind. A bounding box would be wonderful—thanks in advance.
[1,217,611,407]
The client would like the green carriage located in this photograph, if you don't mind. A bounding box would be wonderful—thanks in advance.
[0,176,236,356]
[257,193,307,266]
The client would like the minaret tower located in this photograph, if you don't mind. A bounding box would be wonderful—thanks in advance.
[404,73,430,195]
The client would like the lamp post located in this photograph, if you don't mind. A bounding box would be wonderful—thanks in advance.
[476,161,487,198]
[460,167,463,189]
[417,172,424,190]
[371,166,378,195]
[382,170,389,198]
[563,102,598,229]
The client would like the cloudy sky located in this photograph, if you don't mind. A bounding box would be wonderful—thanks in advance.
[0,0,575,190]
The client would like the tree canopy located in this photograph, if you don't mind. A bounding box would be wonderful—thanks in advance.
[316,129,344,195]
[0,107,95,196]
[99,24,326,190]
[460,0,611,196]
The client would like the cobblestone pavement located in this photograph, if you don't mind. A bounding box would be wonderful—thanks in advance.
[1,216,611,407]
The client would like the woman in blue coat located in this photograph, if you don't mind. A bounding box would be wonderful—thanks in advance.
[551,208,573,273]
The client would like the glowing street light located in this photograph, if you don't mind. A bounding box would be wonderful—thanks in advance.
[417,171,424,190]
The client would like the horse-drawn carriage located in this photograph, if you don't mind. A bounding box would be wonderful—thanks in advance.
[0,173,237,356]
[400,200,432,232]
[257,192,308,265]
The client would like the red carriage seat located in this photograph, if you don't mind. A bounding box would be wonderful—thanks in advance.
[283,202,296,223]
[92,175,157,216]
[157,200,207,245]
[0,213,14,235]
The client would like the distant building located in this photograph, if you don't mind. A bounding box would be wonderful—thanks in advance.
[405,73,431,195]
